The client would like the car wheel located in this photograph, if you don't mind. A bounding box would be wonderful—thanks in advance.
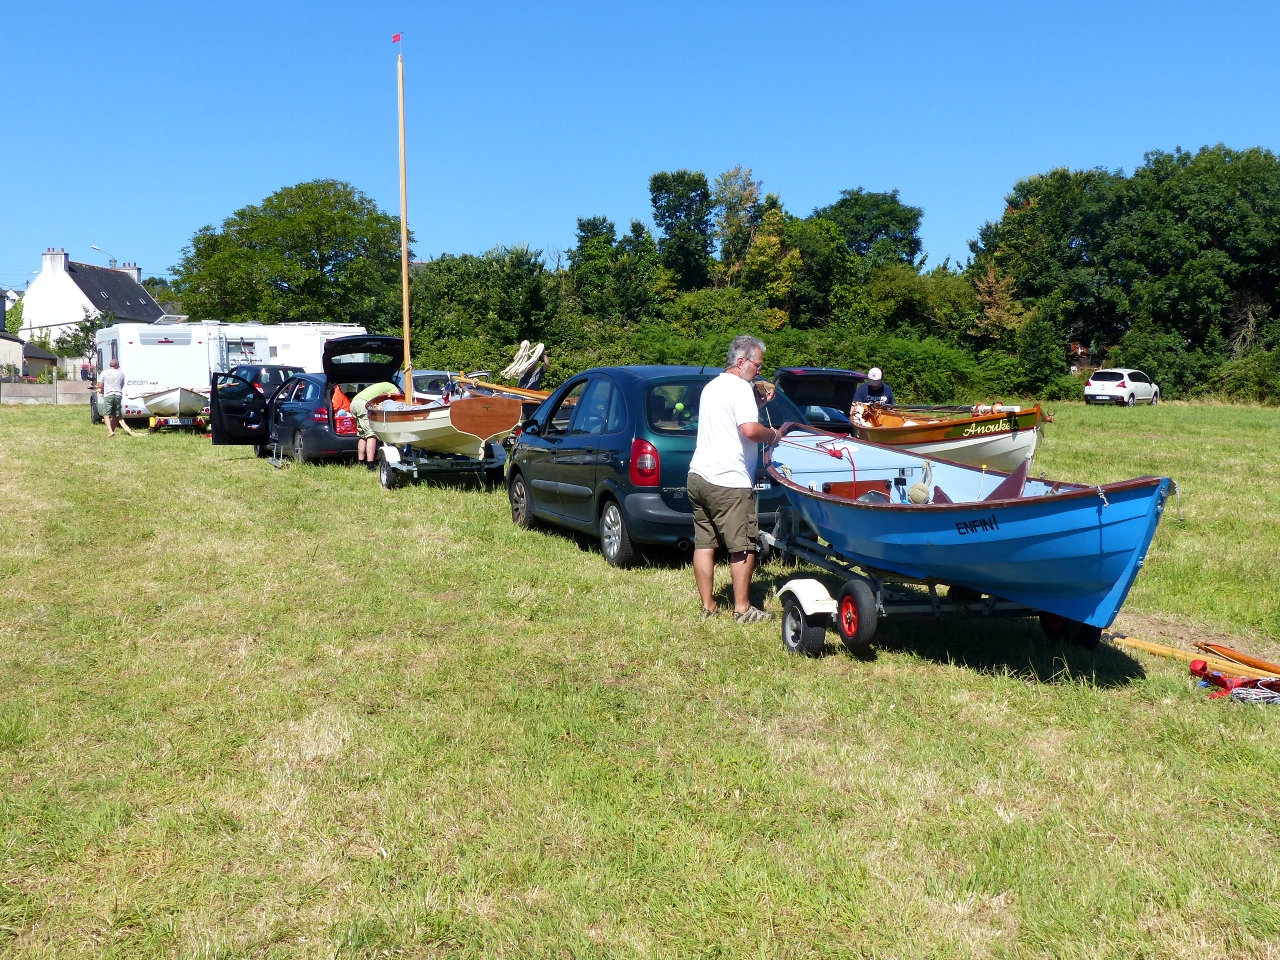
[254,443,271,458]
[90,394,103,424]
[509,471,534,529]
[1151,390,1160,406]
[835,578,877,654]
[1126,394,1135,407]
[599,498,634,567]
[292,430,309,463]
[781,598,827,657]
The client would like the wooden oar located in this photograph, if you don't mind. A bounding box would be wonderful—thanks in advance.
[454,375,551,401]
[1106,634,1278,680]
[1192,642,1280,676]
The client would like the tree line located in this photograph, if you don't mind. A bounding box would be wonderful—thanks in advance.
[165,147,1280,403]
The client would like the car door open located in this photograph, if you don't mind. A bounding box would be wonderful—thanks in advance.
[210,372,268,445]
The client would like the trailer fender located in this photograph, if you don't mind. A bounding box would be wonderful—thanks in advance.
[776,578,837,617]
[380,445,402,465]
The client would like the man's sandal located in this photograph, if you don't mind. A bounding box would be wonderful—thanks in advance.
[734,606,776,624]
[698,607,721,621]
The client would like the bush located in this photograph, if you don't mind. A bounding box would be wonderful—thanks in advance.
[1212,348,1280,404]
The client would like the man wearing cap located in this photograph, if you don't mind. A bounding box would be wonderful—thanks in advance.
[853,367,895,405]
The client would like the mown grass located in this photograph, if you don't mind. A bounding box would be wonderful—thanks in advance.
[0,402,1277,959]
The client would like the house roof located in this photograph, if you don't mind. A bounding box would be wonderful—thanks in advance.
[0,329,23,344]
[24,342,57,360]
[66,262,166,323]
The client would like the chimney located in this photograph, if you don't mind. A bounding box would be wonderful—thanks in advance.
[42,247,69,273]
[119,261,142,284]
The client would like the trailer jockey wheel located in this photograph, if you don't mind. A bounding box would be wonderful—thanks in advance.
[836,579,877,654]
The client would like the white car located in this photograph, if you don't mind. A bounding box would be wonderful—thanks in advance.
[1084,368,1160,406]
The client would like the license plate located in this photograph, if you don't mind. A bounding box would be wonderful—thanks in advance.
[160,417,194,426]
[1087,395,1106,401]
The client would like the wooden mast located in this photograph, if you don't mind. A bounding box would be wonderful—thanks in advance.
[397,51,413,396]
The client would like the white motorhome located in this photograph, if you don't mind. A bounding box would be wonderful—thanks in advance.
[94,321,366,418]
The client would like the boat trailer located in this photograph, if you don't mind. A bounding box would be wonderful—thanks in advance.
[376,443,507,491]
[761,505,1046,656]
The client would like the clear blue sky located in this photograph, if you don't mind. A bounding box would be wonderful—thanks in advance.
[3,1,1278,291]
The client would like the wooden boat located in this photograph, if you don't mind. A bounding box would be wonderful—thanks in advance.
[141,387,209,417]
[767,426,1173,629]
[453,374,552,419]
[367,394,523,458]
[848,402,1047,472]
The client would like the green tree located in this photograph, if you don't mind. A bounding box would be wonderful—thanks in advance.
[4,298,21,335]
[171,179,404,327]
[53,309,114,358]
[649,169,714,290]
[712,165,763,285]
[569,216,618,318]
[811,188,924,263]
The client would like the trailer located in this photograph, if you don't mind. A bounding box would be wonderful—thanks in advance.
[762,505,1045,656]
[377,442,507,491]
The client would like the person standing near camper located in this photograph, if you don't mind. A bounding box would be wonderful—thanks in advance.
[349,380,401,467]
[688,334,780,624]
[101,359,135,437]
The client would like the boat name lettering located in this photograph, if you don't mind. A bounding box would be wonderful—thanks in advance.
[961,420,1012,437]
[955,514,1000,536]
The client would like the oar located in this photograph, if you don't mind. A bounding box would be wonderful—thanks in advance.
[1107,634,1278,680]
[1192,642,1280,676]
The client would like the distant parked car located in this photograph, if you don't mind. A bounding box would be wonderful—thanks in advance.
[1084,368,1160,406]
[771,367,868,431]
[506,365,804,566]
[211,336,403,461]
[228,364,305,400]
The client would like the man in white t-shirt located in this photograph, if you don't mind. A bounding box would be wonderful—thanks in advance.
[100,358,135,437]
[688,334,781,623]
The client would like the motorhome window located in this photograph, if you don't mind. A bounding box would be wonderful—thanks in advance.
[646,380,706,434]
[110,341,118,363]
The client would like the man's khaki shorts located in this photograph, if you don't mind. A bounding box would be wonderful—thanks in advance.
[355,410,374,439]
[103,394,123,418]
[687,472,758,553]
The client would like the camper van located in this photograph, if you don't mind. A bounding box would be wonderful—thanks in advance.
[93,321,366,419]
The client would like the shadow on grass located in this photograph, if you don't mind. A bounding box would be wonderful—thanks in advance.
[753,561,1147,687]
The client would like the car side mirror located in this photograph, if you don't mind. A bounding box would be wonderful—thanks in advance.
[521,419,540,436]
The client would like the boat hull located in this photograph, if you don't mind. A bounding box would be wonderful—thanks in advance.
[141,387,209,417]
[369,395,523,458]
[769,430,1170,628]
[894,426,1040,472]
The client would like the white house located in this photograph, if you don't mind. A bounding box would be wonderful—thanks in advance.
[0,329,23,372]
[19,248,166,346]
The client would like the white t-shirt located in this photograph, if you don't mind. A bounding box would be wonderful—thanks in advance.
[102,368,125,397]
[689,371,759,489]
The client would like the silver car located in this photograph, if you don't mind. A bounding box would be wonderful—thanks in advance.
[1084,368,1160,406]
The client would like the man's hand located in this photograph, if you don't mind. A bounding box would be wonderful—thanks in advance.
[740,422,781,445]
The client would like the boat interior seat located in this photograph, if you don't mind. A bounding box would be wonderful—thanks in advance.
[983,459,1029,501]
[822,479,892,500]
[932,486,953,504]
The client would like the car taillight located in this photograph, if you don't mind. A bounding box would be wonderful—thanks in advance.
[1085,380,1092,387]
[252,381,263,392]
[630,438,660,486]
[1117,380,1126,388]
[312,407,330,423]
[334,411,356,436]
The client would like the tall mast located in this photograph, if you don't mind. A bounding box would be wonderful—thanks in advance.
[397,52,413,396]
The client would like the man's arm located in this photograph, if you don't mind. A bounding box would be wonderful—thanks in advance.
[884,385,896,405]
[740,421,780,445]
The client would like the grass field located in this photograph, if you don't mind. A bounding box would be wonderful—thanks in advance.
[1,402,1278,958]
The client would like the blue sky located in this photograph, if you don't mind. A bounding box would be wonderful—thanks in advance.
[3,1,1278,291]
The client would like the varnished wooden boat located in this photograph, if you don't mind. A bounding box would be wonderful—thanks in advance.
[850,403,1047,472]
[367,394,523,458]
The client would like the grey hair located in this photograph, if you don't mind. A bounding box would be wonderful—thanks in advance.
[727,334,765,368]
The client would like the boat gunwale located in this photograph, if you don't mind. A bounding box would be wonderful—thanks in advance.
[766,422,1167,511]
[852,403,1046,444]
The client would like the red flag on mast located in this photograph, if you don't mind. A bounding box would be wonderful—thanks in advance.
[392,32,402,43]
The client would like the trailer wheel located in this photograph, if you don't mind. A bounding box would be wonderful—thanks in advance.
[836,579,877,653]
[379,458,399,490]
[781,598,827,656]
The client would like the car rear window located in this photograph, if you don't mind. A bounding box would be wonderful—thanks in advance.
[647,381,706,434]
[1091,371,1124,381]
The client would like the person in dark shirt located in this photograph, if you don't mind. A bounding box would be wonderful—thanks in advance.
[852,367,895,405]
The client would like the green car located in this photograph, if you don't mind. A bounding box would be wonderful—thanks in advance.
[506,365,805,566]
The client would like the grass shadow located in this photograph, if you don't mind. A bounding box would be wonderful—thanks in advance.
[754,561,1147,687]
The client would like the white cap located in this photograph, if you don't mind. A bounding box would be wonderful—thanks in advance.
[868,367,883,382]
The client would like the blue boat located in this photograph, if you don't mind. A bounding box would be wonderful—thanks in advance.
[767,427,1173,630]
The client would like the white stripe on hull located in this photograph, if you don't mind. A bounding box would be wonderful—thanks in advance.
[898,427,1039,472]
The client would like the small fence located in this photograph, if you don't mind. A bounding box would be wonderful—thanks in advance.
[0,379,93,405]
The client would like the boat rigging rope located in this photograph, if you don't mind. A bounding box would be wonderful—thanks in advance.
[1097,486,1109,508]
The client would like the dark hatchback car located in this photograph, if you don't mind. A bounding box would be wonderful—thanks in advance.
[211,335,403,462]
[506,365,805,566]
[772,367,867,433]
[228,364,306,401]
